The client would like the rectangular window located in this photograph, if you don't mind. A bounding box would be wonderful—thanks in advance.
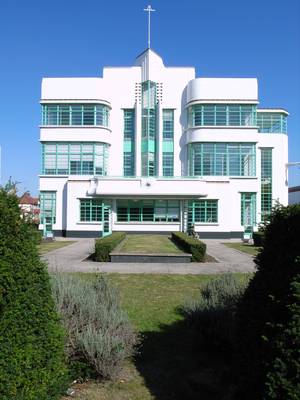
[162,109,174,177]
[188,200,218,225]
[42,142,108,175]
[42,104,110,127]
[40,191,56,224]
[123,109,135,176]
[141,81,157,176]
[188,104,257,127]
[162,152,174,176]
[116,200,180,223]
[241,193,256,226]
[261,148,272,222]
[189,142,256,177]
[80,199,103,222]
[257,112,287,133]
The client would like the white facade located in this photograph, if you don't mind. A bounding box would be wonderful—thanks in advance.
[39,49,288,238]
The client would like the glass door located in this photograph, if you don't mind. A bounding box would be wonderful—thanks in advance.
[102,205,111,237]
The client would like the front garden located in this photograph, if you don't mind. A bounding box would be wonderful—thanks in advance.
[1,185,299,400]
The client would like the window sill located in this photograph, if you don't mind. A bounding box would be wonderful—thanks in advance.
[77,221,102,225]
[194,223,219,226]
[114,222,180,225]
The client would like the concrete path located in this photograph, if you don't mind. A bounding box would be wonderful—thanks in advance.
[43,238,256,275]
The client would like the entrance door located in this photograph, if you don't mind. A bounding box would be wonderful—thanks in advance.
[44,217,53,238]
[241,193,256,240]
[102,205,111,237]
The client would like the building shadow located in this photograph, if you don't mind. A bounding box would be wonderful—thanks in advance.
[134,313,234,400]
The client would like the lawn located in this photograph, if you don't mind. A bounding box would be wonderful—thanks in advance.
[38,240,76,254]
[223,242,261,257]
[61,273,249,400]
[118,234,183,254]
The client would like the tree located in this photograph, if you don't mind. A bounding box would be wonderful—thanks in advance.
[236,204,300,399]
[0,187,68,399]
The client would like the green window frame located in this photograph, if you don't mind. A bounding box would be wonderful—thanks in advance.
[188,104,257,128]
[141,81,157,176]
[189,142,256,177]
[116,200,180,223]
[163,109,174,140]
[257,112,287,133]
[162,109,174,177]
[40,191,56,224]
[188,200,218,225]
[261,148,272,222]
[41,104,110,127]
[162,152,174,176]
[123,109,135,176]
[241,193,256,226]
[80,199,104,222]
[42,142,109,175]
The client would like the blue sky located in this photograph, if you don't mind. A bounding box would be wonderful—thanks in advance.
[0,0,299,195]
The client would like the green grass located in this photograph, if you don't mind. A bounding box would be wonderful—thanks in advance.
[38,240,76,254]
[118,234,183,254]
[61,273,249,400]
[223,242,261,256]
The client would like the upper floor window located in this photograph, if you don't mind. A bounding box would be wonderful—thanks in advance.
[163,109,174,140]
[188,104,257,127]
[257,112,287,133]
[42,142,108,175]
[188,142,256,177]
[41,104,110,127]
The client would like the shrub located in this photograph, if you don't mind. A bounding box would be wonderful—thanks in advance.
[95,232,126,261]
[0,188,67,399]
[51,273,138,380]
[183,274,249,348]
[236,204,300,399]
[253,230,264,246]
[265,275,300,399]
[171,231,206,261]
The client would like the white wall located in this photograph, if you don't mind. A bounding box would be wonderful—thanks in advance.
[186,78,258,104]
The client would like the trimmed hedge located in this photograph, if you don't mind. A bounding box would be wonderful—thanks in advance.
[0,188,68,399]
[171,231,206,261]
[253,230,264,247]
[95,232,126,261]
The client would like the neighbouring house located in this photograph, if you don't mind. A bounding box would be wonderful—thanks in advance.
[39,48,288,239]
[19,191,40,224]
[289,186,300,204]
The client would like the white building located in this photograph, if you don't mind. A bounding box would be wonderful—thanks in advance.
[39,48,288,238]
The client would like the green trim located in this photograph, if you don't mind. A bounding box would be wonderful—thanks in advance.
[188,104,257,127]
[188,200,218,228]
[257,112,287,133]
[123,109,135,176]
[261,148,272,221]
[162,109,174,177]
[42,104,110,127]
[80,199,104,222]
[40,191,56,235]
[42,142,108,175]
[241,193,257,227]
[188,142,256,177]
[116,199,180,223]
[141,81,157,176]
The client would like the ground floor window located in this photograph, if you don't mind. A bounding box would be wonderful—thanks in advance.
[116,200,180,222]
[40,191,56,225]
[241,193,256,226]
[80,199,103,222]
[188,200,218,224]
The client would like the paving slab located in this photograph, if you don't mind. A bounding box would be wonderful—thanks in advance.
[43,238,256,275]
